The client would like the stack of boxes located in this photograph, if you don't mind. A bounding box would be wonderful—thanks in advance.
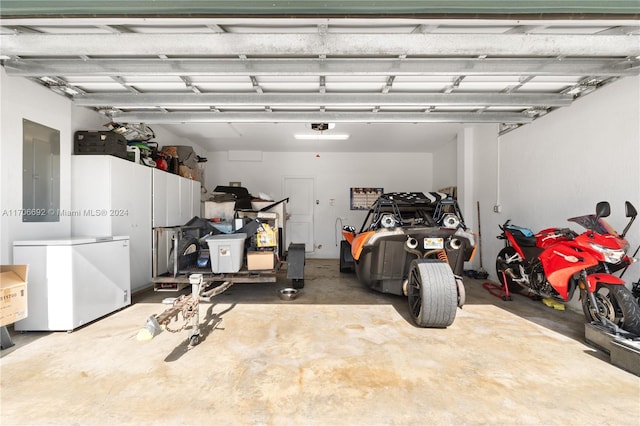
[248,222,277,270]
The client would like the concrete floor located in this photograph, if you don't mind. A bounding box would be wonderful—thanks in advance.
[1,259,639,425]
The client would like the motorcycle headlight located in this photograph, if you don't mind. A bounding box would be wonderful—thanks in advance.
[588,243,625,264]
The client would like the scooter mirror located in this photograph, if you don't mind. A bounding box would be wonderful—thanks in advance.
[625,201,637,218]
[595,201,610,219]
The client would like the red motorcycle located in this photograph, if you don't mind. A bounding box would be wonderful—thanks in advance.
[496,201,640,335]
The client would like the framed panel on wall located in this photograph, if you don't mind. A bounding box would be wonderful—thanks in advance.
[350,187,383,210]
[22,119,60,222]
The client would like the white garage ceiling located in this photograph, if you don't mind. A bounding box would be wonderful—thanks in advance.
[1,3,639,152]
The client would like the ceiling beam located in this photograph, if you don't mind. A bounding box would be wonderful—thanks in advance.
[2,0,638,15]
[4,57,637,77]
[1,17,639,27]
[110,76,139,93]
[2,33,639,57]
[107,111,533,124]
[74,92,573,108]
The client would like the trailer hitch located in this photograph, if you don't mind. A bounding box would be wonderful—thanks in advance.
[137,274,211,346]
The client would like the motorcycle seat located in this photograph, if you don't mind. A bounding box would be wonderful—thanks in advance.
[513,234,537,247]
[506,225,537,247]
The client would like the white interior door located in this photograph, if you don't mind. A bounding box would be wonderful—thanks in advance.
[284,177,315,253]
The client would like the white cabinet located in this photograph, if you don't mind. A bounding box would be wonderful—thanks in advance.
[13,237,131,331]
[151,168,169,227]
[179,176,194,224]
[190,178,201,220]
[152,168,201,227]
[71,156,200,290]
[71,155,152,292]
[151,169,201,276]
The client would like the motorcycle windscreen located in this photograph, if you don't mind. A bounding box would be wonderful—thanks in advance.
[568,214,618,235]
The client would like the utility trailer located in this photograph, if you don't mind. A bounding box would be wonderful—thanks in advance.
[141,224,305,346]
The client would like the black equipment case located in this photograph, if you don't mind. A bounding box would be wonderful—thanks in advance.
[74,131,128,160]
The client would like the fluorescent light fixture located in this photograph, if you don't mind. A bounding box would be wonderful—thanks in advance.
[294,133,350,140]
[40,76,58,84]
[61,86,80,96]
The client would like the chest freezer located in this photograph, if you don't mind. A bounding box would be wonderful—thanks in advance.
[13,236,131,331]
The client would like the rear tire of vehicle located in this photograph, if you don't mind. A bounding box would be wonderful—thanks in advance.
[582,284,640,336]
[456,277,466,308]
[168,236,200,274]
[495,247,522,293]
[339,240,355,273]
[407,260,458,328]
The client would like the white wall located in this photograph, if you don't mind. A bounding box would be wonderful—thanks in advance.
[460,124,500,271]
[205,151,434,258]
[474,75,640,305]
[1,69,75,263]
[71,102,106,131]
[432,136,457,192]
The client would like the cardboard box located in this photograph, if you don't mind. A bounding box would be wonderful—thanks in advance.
[0,265,28,326]
[247,251,275,271]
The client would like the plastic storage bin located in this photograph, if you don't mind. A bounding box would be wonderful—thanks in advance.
[206,233,247,273]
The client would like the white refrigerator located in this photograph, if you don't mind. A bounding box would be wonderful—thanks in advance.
[13,236,131,331]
